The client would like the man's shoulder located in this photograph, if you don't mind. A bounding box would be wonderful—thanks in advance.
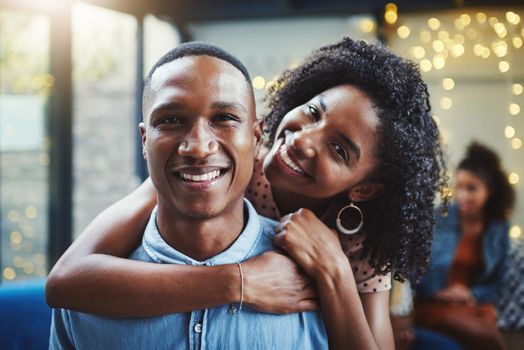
[257,214,278,236]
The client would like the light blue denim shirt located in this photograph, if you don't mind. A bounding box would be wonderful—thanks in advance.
[50,199,328,350]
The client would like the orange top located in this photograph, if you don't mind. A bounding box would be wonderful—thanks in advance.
[448,230,484,287]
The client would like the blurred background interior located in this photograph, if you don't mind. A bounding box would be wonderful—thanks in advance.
[0,0,523,345]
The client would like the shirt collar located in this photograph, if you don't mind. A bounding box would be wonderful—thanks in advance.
[142,198,261,266]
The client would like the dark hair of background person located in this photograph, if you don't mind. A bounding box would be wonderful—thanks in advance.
[457,141,516,222]
[264,37,449,283]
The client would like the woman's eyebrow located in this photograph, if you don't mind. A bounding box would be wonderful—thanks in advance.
[339,133,361,161]
[318,94,327,112]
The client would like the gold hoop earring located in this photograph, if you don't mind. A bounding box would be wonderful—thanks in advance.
[336,203,364,235]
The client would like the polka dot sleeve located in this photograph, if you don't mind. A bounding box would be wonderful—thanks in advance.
[340,233,392,293]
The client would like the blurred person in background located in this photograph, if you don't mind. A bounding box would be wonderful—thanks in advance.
[414,141,515,350]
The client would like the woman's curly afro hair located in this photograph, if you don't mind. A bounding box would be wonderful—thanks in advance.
[264,37,448,282]
[457,141,515,222]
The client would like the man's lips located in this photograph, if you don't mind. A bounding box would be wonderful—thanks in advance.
[172,165,230,183]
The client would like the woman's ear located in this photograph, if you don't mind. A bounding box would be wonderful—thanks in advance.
[349,182,385,202]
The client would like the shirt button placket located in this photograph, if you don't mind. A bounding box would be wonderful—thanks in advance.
[189,310,204,350]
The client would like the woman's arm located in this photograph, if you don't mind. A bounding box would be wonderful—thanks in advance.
[274,208,394,350]
[46,179,317,317]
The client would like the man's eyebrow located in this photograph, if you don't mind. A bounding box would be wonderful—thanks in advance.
[340,133,361,161]
[211,101,248,114]
[318,94,327,113]
[150,102,184,115]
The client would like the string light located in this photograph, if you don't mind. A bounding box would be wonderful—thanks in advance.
[506,11,521,25]
[459,14,471,26]
[498,61,510,73]
[432,40,445,52]
[10,231,23,245]
[450,44,465,57]
[488,17,499,27]
[428,18,441,30]
[25,205,37,219]
[494,23,507,38]
[513,84,523,95]
[510,226,522,238]
[476,12,487,24]
[419,59,432,72]
[433,115,441,126]
[411,46,426,59]
[505,126,516,138]
[509,103,520,115]
[509,172,520,184]
[397,25,410,39]
[441,97,452,110]
[420,31,431,43]
[384,3,398,25]
[492,41,508,57]
[512,138,522,150]
[513,37,523,49]
[3,268,16,280]
[473,44,484,56]
[442,78,455,90]
[481,47,491,59]
[438,31,449,41]
[433,55,446,70]
[7,210,20,222]
[252,76,265,90]
[360,19,376,33]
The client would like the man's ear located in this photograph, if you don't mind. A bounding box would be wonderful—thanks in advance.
[253,117,264,154]
[348,182,385,202]
[139,122,147,160]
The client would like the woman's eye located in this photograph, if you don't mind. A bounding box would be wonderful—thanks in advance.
[307,104,321,121]
[331,143,349,162]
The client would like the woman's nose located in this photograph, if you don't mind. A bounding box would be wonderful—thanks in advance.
[290,128,317,158]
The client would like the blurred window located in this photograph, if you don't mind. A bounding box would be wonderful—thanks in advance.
[0,10,51,282]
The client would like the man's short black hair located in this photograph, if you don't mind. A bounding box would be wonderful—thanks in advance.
[142,41,252,119]
[145,41,251,86]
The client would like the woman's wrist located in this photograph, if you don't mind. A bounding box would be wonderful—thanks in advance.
[315,254,352,288]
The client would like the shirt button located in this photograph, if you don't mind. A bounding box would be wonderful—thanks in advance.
[194,322,202,333]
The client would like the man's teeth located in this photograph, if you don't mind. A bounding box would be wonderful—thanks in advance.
[180,170,221,182]
[279,145,304,174]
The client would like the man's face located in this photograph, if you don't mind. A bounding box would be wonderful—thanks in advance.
[140,55,258,219]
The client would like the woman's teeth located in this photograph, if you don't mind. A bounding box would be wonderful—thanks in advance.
[279,145,304,174]
[180,170,221,182]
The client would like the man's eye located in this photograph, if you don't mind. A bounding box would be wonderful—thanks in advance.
[213,114,239,122]
[159,116,183,125]
[331,143,349,162]
[307,104,321,121]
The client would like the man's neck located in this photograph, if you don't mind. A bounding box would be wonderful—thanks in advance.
[155,200,246,261]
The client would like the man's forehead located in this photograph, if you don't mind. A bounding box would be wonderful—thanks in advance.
[150,55,246,90]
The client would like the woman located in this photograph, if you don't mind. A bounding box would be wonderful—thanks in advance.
[46,38,447,349]
[414,142,514,350]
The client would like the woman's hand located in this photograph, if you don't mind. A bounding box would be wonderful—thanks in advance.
[273,208,347,280]
[242,251,318,314]
[433,284,475,304]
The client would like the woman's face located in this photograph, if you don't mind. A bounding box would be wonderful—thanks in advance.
[263,84,381,199]
[455,169,490,217]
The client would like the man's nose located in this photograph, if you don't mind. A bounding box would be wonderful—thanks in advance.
[178,121,219,158]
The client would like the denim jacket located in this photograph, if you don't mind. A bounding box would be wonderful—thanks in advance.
[416,204,509,304]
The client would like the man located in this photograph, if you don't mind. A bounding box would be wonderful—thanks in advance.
[50,42,327,349]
